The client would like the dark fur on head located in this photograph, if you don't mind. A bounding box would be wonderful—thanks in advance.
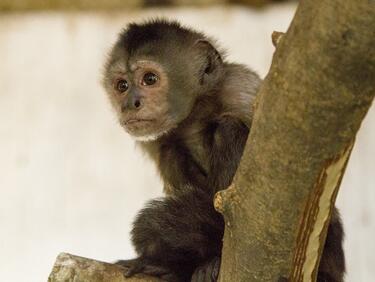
[119,19,202,55]
[105,19,225,91]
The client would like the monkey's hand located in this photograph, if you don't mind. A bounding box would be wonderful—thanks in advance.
[116,257,181,281]
[317,272,340,282]
[191,256,220,282]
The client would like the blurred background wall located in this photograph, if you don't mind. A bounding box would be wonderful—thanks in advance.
[0,1,373,282]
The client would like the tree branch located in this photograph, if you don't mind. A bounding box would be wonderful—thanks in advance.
[215,0,375,281]
[48,253,163,282]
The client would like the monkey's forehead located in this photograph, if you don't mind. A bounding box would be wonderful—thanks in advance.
[106,44,187,76]
[106,55,166,73]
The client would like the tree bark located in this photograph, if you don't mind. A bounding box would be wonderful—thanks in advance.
[215,0,375,281]
[48,0,375,281]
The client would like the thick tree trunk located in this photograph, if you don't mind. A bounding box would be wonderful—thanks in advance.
[215,0,375,281]
[48,0,375,281]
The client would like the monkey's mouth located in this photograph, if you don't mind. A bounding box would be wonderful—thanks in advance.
[121,118,157,135]
[121,116,172,141]
[124,118,155,125]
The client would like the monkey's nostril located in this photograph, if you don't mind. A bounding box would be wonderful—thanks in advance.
[134,100,141,108]
[121,104,126,113]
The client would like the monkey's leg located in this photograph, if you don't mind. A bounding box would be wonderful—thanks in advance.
[317,208,346,282]
[119,187,224,282]
[116,258,181,281]
[191,256,220,282]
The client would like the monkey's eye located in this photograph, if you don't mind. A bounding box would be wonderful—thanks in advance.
[142,72,158,86]
[116,80,129,93]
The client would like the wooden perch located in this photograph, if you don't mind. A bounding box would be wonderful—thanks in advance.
[48,253,163,282]
[49,0,375,281]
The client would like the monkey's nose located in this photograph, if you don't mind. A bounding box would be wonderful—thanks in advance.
[122,98,142,112]
[134,99,141,109]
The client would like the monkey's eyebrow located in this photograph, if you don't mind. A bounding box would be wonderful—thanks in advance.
[110,66,128,75]
[131,60,162,71]
[113,71,127,76]
[130,64,140,72]
[108,61,128,74]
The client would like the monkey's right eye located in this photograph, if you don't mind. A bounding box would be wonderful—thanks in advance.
[116,80,129,93]
[142,72,159,86]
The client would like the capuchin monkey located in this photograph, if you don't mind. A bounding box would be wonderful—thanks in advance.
[102,19,345,282]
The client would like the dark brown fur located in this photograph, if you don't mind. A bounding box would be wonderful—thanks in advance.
[103,19,345,282]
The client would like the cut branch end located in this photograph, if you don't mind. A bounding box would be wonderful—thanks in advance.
[272,31,285,47]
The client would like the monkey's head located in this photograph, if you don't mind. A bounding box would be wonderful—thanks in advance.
[103,19,224,141]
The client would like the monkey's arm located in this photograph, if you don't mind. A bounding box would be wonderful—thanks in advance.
[158,140,208,193]
[207,115,249,192]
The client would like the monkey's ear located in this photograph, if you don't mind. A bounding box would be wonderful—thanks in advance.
[194,39,223,84]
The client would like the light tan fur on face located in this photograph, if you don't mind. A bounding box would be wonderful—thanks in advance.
[104,59,178,140]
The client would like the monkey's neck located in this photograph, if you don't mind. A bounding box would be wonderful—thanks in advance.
[137,95,219,188]
[186,95,220,124]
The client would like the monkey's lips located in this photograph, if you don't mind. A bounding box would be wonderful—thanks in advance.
[121,115,174,141]
[124,118,155,125]
[122,118,157,135]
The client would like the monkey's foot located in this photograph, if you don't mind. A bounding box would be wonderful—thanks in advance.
[191,256,220,282]
[116,258,180,281]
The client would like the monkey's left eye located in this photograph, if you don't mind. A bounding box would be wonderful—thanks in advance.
[116,79,129,93]
[142,72,159,86]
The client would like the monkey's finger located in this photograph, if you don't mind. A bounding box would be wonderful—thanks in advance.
[125,261,145,277]
[191,266,206,282]
[211,257,220,281]
[160,272,182,282]
[115,258,138,268]
[141,264,171,276]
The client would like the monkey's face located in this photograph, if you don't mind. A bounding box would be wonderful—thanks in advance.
[103,23,224,141]
[104,58,197,141]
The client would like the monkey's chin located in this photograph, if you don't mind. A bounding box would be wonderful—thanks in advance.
[131,130,170,142]
[121,118,175,142]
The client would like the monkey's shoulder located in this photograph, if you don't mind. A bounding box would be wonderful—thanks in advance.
[219,63,261,127]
